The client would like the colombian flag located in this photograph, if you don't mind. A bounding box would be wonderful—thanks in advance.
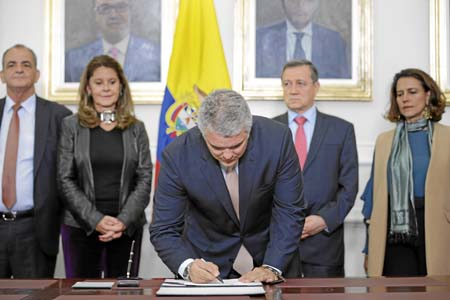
[154,0,231,184]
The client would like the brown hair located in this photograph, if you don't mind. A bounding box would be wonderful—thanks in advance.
[77,55,136,128]
[386,68,446,122]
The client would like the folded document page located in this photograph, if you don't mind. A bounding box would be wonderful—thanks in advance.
[156,278,265,295]
[72,281,114,289]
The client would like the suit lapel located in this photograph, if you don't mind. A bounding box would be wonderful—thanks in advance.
[311,24,321,63]
[277,22,288,71]
[120,126,133,204]
[199,139,240,227]
[0,98,5,127]
[34,98,50,178]
[304,111,328,172]
[237,134,256,230]
[124,36,135,79]
[79,125,95,188]
[278,112,288,124]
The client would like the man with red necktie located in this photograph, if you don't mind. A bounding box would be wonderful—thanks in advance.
[0,44,71,278]
[274,59,358,278]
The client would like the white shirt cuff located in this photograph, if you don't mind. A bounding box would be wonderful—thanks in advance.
[178,258,195,279]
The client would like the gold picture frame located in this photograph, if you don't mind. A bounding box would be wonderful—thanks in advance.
[233,0,372,101]
[44,0,177,104]
[430,0,450,103]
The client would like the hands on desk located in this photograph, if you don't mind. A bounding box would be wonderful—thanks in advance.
[188,259,279,284]
[301,215,327,240]
[96,216,126,242]
[239,267,279,283]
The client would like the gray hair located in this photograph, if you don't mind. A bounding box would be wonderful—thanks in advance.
[197,89,252,137]
[2,44,38,70]
[281,59,319,82]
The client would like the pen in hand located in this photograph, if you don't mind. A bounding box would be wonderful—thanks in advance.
[200,258,224,283]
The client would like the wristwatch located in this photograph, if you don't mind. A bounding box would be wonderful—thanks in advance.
[261,264,286,283]
[183,262,193,281]
[261,264,282,277]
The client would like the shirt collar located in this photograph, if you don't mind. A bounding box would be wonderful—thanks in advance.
[286,20,313,37]
[221,163,239,174]
[5,94,36,114]
[287,105,317,125]
[102,35,130,55]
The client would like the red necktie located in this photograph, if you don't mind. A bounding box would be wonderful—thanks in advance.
[2,103,21,209]
[294,116,307,170]
[109,47,119,60]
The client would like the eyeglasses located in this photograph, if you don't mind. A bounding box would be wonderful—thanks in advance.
[95,3,129,15]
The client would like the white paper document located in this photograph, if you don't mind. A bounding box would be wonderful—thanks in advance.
[72,281,114,289]
[156,278,265,295]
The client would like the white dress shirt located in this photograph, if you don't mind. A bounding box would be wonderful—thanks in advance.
[0,95,36,212]
[286,21,313,61]
[103,35,130,66]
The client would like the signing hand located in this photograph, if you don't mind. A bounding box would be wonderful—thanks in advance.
[189,259,221,283]
[239,267,278,283]
[301,215,327,240]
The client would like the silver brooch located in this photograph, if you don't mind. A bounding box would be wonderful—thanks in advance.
[99,110,116,124]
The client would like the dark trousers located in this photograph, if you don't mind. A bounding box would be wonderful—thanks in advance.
[301,262,345,278]
[383,200,427,276]
[61,224,142,278]
[0,216,56,278]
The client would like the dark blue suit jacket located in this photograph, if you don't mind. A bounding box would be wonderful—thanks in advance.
[150,116,305,278]
[0,97,71,256]
[273,111,358,267]
[65,35,160,82]
[256,21,350,79]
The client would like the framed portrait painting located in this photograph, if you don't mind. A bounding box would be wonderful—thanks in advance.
[430,0,450,103]
[233,0,372,100]
[45,0,177,103]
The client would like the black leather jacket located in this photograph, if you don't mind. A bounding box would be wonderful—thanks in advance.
[57,114,152,235]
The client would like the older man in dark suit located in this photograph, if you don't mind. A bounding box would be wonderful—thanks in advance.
[274,60,358,277]
[150,89,305,283]
[256,0,350,79]
[0,44,71,278]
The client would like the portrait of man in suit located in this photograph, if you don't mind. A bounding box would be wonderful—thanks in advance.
[273,60,358,277]
[65,0,160,82]
[150,89,305,283]
[256,0,351,79]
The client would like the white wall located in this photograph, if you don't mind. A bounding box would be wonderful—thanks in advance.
[0,0,446,278]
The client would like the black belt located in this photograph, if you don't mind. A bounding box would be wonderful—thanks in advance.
[0,209,34,221]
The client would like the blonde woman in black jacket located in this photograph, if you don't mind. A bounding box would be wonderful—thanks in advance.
[57,55,152,278]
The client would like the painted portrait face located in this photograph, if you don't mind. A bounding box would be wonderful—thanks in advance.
[395,77,430,123]
[204,130,249,169]
[281,65,320,114]
[282,0,320,31]
[86,66,122,112]
[0,47,40,96]
[95,0,130,44]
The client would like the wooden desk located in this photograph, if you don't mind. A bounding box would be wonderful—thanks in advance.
[1,277,450,299]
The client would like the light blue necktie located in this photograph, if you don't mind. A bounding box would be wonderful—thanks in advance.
[294,32,306,59]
